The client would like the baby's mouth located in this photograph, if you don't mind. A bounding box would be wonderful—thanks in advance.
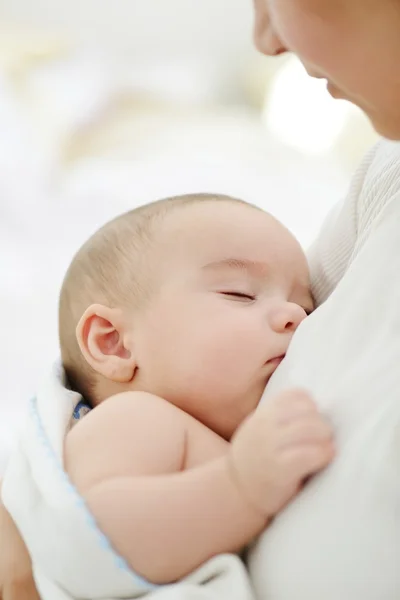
[266,354,285,368]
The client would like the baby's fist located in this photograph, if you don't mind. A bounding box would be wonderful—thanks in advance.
[229,389,334,517]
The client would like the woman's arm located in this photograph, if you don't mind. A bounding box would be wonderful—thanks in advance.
[0,486,40,600]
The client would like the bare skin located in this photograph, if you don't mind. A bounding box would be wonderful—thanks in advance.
[0,485,40,600]
[65,389,333,584]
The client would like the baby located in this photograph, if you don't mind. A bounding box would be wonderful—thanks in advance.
[59,193,334,584]
[0,193,334,595]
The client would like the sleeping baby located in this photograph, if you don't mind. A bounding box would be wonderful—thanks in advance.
[0,193,334,596]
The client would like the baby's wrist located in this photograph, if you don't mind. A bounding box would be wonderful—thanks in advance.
[225,451,270,522]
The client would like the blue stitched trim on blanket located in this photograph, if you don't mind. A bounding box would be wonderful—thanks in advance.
[30,396,158,591]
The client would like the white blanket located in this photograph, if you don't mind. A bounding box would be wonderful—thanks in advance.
[4,139,400,599]
[2,363,254,599]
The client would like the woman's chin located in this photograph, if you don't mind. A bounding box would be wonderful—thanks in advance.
[326,81,343,99]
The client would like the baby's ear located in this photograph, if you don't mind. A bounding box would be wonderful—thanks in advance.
[76,304,137,383]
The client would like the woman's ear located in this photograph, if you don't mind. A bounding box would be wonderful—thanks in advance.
[76,304,136,383]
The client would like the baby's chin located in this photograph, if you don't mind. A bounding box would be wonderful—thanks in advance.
[260,355,289,404]
[248,370,280,414]
[243,385,268,417]
[253,389,266,413]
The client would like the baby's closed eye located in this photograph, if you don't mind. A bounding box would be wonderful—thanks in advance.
[219,291,256,302]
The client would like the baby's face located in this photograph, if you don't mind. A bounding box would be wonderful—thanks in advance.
[131,201,313,439]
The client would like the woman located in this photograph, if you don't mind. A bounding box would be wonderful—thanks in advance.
[3,1,400,598]
[253,0,400,140]
[247,2,400,599]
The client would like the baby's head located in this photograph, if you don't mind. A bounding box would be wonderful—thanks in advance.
[59,194,313,439]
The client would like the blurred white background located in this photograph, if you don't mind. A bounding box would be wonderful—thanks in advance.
[0,0,378,470]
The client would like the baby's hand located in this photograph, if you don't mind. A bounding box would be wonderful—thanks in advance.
[229,389,334,517]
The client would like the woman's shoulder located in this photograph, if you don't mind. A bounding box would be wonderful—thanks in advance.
[355,138,400,234]
[308,139,400,305]
[366,138,400,168]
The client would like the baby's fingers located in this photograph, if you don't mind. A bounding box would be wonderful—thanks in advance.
[279,417,333,449]
[283,441,335,481]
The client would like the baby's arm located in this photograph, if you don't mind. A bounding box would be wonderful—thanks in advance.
[65,392,265,584]
[65,390,334,584]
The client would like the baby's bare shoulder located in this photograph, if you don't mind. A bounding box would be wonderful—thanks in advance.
[65,392,188,491]
[72,390,183,427]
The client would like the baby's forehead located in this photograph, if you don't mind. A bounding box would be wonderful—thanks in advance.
[156,208,304,276]
[156,200,271,245]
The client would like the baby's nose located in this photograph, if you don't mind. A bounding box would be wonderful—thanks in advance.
[269,303,307,334]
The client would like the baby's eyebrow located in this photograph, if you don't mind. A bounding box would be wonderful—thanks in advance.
[201,258,269,276]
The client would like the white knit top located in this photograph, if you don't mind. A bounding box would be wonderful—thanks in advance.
[309,139,400,305]
[250,138,400,600]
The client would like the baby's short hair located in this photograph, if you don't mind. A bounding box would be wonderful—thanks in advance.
[59,193,252,403]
